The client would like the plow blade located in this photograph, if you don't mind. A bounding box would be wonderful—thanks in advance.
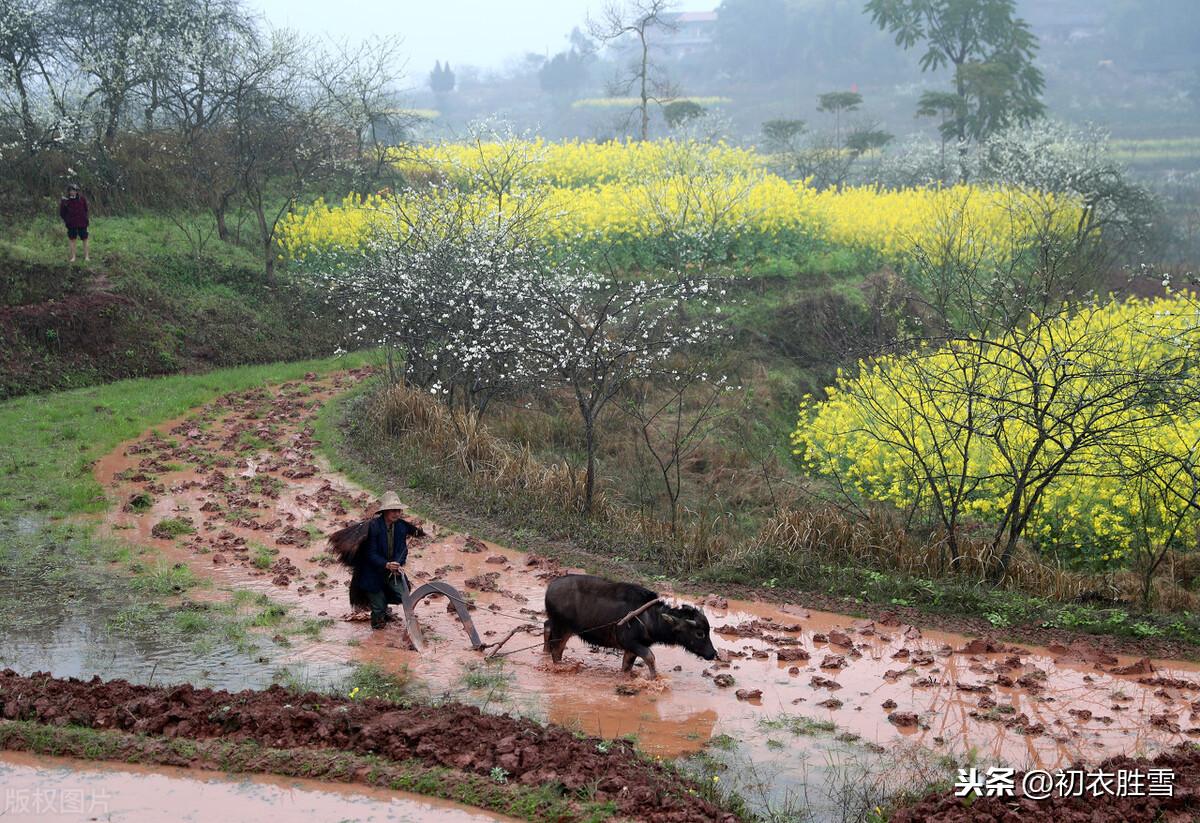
[397,574,483,651]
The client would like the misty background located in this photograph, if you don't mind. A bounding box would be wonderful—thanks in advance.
[251,0,1200,148]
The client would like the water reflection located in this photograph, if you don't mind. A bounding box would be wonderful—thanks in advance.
[0,528,349,692]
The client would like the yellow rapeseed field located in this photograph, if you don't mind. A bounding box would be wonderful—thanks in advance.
[792,294,1200,566]
[278,139,1082,268]
[392,138,763,187]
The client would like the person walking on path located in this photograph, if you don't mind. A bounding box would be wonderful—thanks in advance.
[352,491,423,629]
[59,183,90,263]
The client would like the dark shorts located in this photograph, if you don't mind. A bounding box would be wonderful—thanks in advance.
[67,226,88,240]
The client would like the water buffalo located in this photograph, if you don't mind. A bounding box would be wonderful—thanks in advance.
[543,574,717,679]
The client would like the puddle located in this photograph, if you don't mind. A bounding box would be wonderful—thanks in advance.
[80,372,1200,819]
[0,512,352,693]
[0,751,516,822]
[0,540,303,692]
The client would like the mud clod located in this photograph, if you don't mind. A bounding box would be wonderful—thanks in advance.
[0,671,736,823]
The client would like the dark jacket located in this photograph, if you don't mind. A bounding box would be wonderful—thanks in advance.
[350,514,417,593]
[59,195,89,228]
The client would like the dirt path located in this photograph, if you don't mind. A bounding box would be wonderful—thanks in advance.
[90,374,1200,776]
[0,750,516,822]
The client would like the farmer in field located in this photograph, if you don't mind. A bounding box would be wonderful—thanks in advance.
[58,183,90,263]
[352,491,422,629]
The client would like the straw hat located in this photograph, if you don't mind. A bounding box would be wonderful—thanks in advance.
[376,490,404,513]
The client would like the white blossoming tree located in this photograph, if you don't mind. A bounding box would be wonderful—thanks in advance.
[528,266,726,514]
[306,182,726,515]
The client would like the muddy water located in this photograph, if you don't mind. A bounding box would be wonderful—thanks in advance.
[83,374,1200,817]
[0,751,516,822]
[0,569,270,690]
[375,538,1200,763]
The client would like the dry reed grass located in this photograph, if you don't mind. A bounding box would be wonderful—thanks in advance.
[366,382,612,518]
[746,505,1200,608]
[364,381,1200,611]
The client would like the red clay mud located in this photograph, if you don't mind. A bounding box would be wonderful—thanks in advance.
[91,375,1200,769]
[0,671,735,823]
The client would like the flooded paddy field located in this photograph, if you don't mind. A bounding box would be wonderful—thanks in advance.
[10,371,1183,820]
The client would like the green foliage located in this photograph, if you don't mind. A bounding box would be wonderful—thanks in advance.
[250,543,278,570]
[759,714,837,736]
[429,60,456,94]
[866,0,1045,143]
[846,127,894,156]
[761,119,806,149]
[817,91,862,114]
[343,663,413,704]
[794,295,1200,579]
[131,561,198,595]
[708,733,738,751]
[538,48,590,98]
[664,100,707,128]
[250,603,288,627]
[0,227,351,399]
[151,518,194,538]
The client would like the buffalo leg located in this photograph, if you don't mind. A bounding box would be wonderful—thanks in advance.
[544,619,572,662]
[551,632,572,662]
[621,650,637,675]
[632,644,657,679]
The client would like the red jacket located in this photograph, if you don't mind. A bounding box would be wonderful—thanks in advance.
[59,195,89,228]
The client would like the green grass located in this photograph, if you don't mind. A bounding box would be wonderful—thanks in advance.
[173,608,212,635]
[151,517,195,538]
[759,714,837,737]
[0,212,262,269]
[126,492,153,511]
[343,663,413,703]
[462,661,511,691]
[130,560,199,596]
[0,353,373,663]
[250,603,289,627]
[250,543,278,570]
[709,733,739,751]
[0,351,372,520]
[0,213,363,399]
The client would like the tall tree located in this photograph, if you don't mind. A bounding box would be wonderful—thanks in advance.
[760,118,806,154]
[817,89,862,148]
[865,0,1044,159]
[155,0,258,242]
[915,89,965,172]
[538,46,590,101]
[311,34,407,191]
[429,60,455,95]
[0,0,52,154]
[225,29,347,282]
[589,0,677,141]
[55,0,188,147]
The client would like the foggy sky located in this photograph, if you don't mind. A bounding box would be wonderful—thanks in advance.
[248,0,708,78]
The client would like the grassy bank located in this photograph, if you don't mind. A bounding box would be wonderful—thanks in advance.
[0,352,372,518]
[0,721,618,822]
[1,213,262,269]
[0,212,352,400]
[0,353,374,674]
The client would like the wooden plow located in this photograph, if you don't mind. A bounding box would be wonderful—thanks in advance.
[395,571,483,652]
